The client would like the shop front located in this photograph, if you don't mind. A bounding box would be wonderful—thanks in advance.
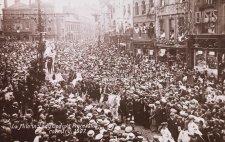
[156,44,187,65]
[187,35,225,79]
[132,40,156,60]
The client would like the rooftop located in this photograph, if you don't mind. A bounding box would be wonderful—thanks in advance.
[6,2,29,9]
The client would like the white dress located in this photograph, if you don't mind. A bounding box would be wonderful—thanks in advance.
[177,130,191,142]
[160,128,175,142]
[188,121,202,136]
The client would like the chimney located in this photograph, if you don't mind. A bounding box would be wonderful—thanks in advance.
[4,0,7,8]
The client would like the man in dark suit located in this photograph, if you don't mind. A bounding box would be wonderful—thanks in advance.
[168,113,179,141]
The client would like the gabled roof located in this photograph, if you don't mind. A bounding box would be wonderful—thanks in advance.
[7,2,30,9]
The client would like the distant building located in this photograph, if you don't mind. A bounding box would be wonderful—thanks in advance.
[64,16,80,41]
[56,4,95,42]
[29,0,57,40]
[79,14,95,41]
[2,0,32,40]
[2,0,57,41]
[111,0,133,34]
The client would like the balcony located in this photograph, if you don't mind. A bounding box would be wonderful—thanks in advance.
[156,38,186,48]
[156,2,188,16]
[132,33,155,42]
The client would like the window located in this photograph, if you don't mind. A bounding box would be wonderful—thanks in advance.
[179,0,186,3]
[178,17,185,38]
[169,18,175,41]
[195,50,206,67]
[159,19,165,32]
[195,12,201,23]
[207,51,217,69]
[159,19,166,40]
[141,1,146,15]
[128,4,131,16]
[48,27,51,32]
[124,5,126,16]
[206,0,213,4]
[168,0,175,5]
[135,2,139,15]
[25,22,30,29]
[150,0,154,7]
[160,0,165,7]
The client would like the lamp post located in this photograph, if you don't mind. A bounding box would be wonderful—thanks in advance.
[37,0,45,69]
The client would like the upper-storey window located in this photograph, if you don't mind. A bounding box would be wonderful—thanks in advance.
[141,1,146,15]
[160,0,165,7]
[135,2,139,15]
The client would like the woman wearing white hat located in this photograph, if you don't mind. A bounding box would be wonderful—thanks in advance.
[159,122,175,142]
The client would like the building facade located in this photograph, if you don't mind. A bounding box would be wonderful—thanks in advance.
[2,0,57,41]
[187,0,225,79]
[154,0,189,64]
[64,18,80,42]
[132,0,156,57]
[112,0,133,34]
[2,0,32,40]
[30,0,57,40]
[79,14,96,42]
[133,0,155,27]
[56,4,95,42]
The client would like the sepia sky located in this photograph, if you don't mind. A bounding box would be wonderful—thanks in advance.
[0,0,101,14]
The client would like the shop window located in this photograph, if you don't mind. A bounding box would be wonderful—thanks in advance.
[195,50,206,67]
[207,51,217,69]
[135,2,139,15]
[141,1,146,15]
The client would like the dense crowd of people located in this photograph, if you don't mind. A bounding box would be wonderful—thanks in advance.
[0,39,225,142]
[0,41,45,115]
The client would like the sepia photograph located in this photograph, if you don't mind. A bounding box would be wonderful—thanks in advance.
[0,0,225,142]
